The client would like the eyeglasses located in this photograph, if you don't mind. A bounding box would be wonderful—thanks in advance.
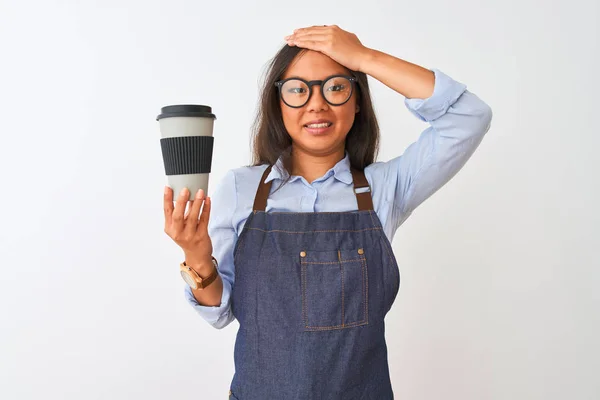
[274,75,357,108]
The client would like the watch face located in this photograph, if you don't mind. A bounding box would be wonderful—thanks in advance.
[180,270,197,289]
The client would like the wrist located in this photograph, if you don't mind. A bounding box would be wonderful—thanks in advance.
[184,255,215,276]
[357,47,377,74]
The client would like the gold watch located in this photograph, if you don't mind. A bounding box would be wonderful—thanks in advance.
[180,257,219,290]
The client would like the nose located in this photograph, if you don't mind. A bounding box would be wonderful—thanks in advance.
[306,85,329,112]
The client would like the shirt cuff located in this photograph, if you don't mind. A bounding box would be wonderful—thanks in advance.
[184,274,233,328]
[404,68,468,122]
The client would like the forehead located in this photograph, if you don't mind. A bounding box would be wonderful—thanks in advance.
[282,50,350,80]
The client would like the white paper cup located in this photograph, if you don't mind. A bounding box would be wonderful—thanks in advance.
[157,104,216,198]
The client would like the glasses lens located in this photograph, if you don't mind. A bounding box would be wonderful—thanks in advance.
[280,79,310,107]
[323,76,352,105]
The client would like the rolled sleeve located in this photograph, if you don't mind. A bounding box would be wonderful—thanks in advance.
[182,169,238,330]
[404,68,468,122]
[184,275,234,329]
[370,68,492,231]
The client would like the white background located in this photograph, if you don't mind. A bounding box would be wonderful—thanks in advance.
[1,0,598,399]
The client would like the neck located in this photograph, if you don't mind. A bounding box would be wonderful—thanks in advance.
[290,146,346,183]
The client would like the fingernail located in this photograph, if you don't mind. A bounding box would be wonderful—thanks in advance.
[180,188,187,196]
[164,186,169,194]
[196,189,203,198]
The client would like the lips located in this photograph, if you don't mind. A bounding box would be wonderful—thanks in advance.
[303,119,334,135]
[303,119,333,128]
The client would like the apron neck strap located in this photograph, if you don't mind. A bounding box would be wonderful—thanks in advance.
[253,165,274,212]
[350,167,374,211]
[252,165,374,212]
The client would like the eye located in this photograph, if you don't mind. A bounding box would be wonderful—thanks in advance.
[326,84,346,92]
[287,87,307,94]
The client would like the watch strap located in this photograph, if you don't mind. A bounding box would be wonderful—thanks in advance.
[184,257,219,289]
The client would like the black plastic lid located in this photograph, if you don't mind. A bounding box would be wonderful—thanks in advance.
[156,105,216,121]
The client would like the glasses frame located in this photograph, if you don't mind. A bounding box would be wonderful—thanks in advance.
[274,74,358,108]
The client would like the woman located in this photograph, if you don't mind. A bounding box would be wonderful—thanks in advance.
[164,25,492,399]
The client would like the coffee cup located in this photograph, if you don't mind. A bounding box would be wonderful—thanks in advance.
[157,105,216,199]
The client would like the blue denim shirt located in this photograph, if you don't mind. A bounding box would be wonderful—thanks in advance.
[184,68,493,329]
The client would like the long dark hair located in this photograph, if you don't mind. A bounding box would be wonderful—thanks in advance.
[250,44,380,177]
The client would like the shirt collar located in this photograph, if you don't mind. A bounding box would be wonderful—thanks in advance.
[264,151,353,185]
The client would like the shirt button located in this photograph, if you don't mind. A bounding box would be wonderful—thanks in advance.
[300,251,307,257]
[358,248,364,255]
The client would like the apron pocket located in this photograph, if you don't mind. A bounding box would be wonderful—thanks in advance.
[300,248,369,331]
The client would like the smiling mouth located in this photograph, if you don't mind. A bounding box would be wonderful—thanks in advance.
[304,122,333,128]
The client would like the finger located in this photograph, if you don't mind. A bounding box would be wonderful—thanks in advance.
[172,188,190,232]
[198,195,212,232]
[183,202,190,224]
[163,186,174,227]
[184,199,194,219]
[288,38,327,52]
[286,27,328,41]
[184,189,205,234]
[290,33,330,42]
[293,26,330,35]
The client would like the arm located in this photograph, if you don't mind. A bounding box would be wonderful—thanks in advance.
[358,48,435,100]
[287,26,435,100]
[184,170,238,330]
[286,26,492,230]
[356,44,492,220]
[369,68,493,232]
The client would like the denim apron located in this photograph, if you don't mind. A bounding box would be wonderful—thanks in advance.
[228,165,400,400]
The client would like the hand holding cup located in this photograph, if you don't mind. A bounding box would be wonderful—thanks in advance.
[163,186,213,271]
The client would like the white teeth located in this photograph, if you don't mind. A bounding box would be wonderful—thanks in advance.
[305,123,331,128]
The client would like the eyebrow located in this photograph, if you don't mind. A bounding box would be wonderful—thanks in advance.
[282,72,351,81]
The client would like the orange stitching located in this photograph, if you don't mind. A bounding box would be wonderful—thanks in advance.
[233,215,255,261]
[233,232,246,262]
[304,320,368,331]
[339,251,344,327]
[361,254,369,324]
[381,237,400,302]
[301,252,370,331]
[246,227,382,234]
[368,210,377,228]
[301,259,307,327]
[252,210,372,215]
[302,259,365,265]
[382,237,397,269]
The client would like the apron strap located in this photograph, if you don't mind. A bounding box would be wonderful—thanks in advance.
[350,167,374,211]
[252,165,374,212]
[253,165,274,212]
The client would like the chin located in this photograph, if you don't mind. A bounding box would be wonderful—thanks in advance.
[295,138,345,155]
